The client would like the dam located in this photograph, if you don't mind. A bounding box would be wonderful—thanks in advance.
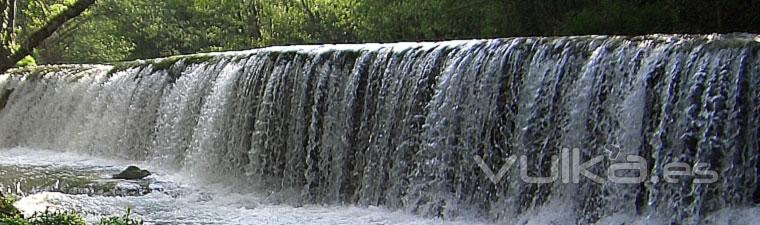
[0,34,759,224]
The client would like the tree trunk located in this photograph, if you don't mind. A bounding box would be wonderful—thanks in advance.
[0,0,96,74]
[1,1,7,39]
[1,0,10,45]
[243,0,262,43]
[6,0,14,44]
[0,0,11,64]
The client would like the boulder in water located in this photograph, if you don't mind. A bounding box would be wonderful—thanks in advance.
[112,166,151,180]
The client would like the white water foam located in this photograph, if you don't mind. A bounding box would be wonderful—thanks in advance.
[1,148,493,225]
[3,148,760,225]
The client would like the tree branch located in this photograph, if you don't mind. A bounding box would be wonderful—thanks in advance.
[0,0,96,73]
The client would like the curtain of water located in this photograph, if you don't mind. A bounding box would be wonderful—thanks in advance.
[0,35,758,224]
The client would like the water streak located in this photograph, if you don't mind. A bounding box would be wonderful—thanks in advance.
[1,35,758,224]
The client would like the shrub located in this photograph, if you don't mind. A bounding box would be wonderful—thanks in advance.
[15,56,37,68]
[0,194,22,219]
[98,208,143,225]
[0,217,31,225]
[1,194,142,225]
[27,210,86,225]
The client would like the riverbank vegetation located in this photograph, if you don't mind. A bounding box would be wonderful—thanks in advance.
[1,193,142,225]
[1,0,94,73]
[2,0,759,67]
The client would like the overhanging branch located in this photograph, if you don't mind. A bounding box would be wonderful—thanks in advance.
[0,0,95,73]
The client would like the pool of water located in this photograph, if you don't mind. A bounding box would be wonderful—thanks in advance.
[3,148,759,225]
[0,148,491,225]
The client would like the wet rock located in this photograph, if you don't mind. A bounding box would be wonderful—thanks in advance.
[0,88,13,112]
[112,166,151,180]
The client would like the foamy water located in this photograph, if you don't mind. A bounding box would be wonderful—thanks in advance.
[2,148,759,224]
[0,148,493,225]
[2,35,760,225]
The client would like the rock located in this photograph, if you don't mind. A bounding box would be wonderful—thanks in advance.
[112,166,151,180]
[0,88,14,112]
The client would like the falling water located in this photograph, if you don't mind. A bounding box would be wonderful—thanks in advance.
[0,34,759,224]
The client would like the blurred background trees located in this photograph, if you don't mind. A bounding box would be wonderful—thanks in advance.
[1,0,94,73]
[4,0,760,65]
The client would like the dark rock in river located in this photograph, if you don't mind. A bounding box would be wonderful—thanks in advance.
[0,88,13,112]
[112,166,151,180]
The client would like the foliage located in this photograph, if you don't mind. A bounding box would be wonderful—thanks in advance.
[36,18,134,63]
[20,0,75,34]
[0,194,22,218]
[1,194,15,210]
[356,0,513,41]
[0,196,28,225]
[97,208,143,225]
[0,0,95,73]
[560,0,678,35]
[0,217,31,225]
[14,55,36,67]
[4,0,759,65]
[1,194,142,225]
[26,210,86,225]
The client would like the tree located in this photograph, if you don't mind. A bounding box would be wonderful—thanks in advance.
[12,0,760,65]
[0,0,95,74]
[1,0,18,65]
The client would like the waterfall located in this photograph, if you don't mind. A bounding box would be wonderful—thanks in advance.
[0,34,758,224]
